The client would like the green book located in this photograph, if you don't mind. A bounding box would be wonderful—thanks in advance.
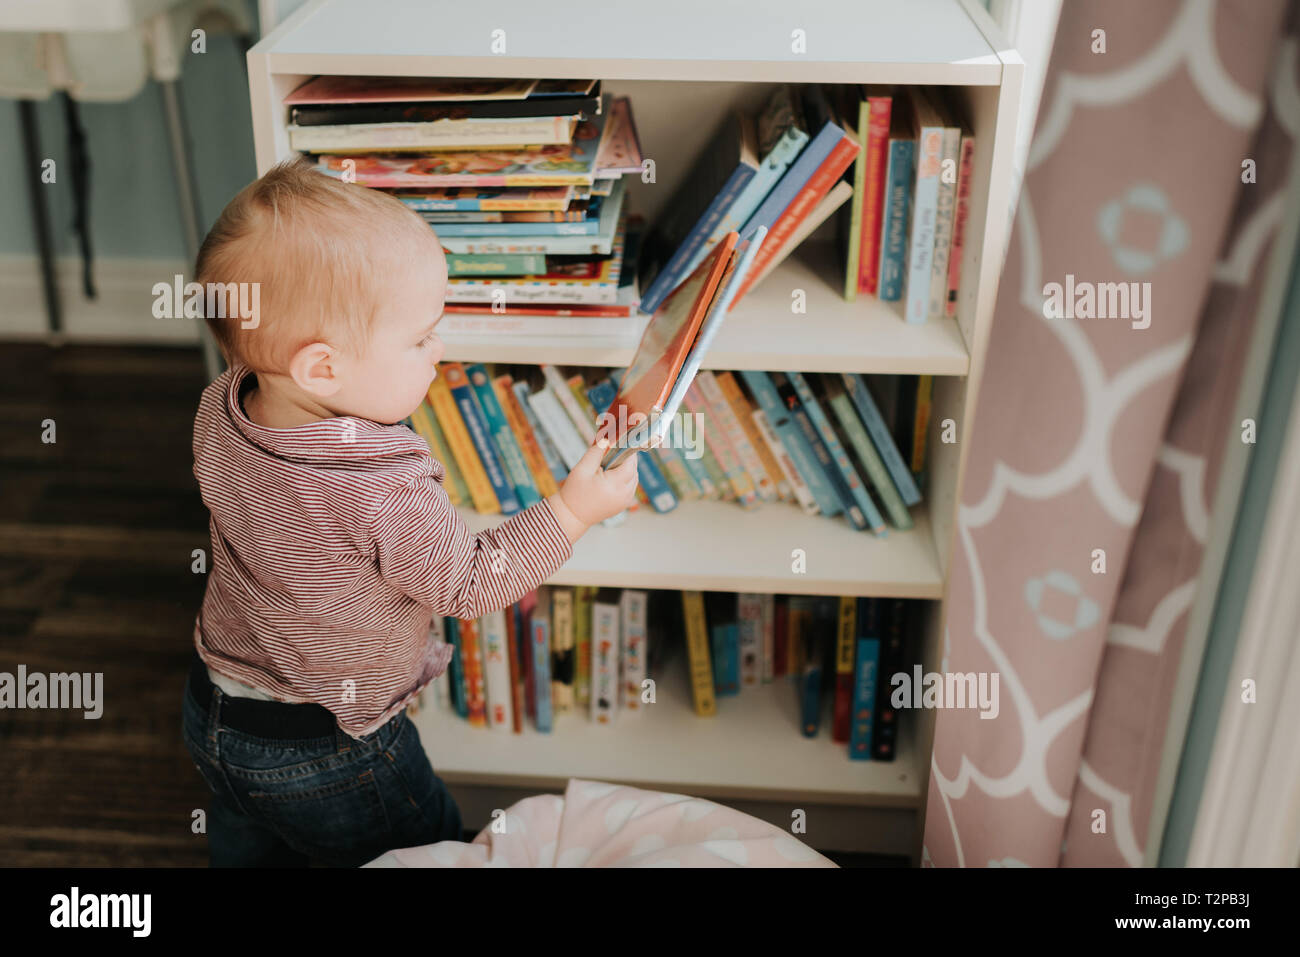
[823,376,913,530]
[842,92,870,302]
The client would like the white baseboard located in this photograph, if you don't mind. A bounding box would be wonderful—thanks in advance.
[0,255,202,345]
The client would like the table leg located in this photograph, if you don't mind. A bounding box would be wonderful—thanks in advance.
[18,99,62,335]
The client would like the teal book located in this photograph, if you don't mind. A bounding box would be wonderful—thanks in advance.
[445,618,468,719]
[822,375,913,530]
[466,363,540,509]
[840,372,922,506]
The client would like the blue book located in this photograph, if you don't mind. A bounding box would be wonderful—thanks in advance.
[848,634,881,759]
[739,370,842,516]
[640,112,759,314]
[444,363,521,514]
[445,618,468,718]
[904,88,945,323]
[706,593,740,696]
[784,372,884,533]
[877,105,916,302]
[530,595,553,733]
[840,373,922,506]
[586,378,678,513]
[465,363,540,509]
[512,380,569,484]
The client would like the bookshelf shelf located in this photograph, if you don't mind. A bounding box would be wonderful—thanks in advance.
[441,241,972,375]
[247,0,1024,859]
[462,499,943,598]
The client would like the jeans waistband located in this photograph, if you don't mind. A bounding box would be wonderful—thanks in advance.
[189,651,342,740]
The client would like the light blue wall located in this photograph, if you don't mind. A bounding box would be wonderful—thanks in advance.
[0,23,259,261]
[1159,236,1300,866]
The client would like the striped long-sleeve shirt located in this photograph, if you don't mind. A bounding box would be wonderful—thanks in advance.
[191,364,573,738]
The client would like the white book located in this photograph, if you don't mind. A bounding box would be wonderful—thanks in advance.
[737,594,764,687]
[759,593,775,683]
[590,597,620,725]
[752,408,820,515]
[480,609,513,731]
[696,371,778,501]
[928,105,962,320]
[620,590,648,711]
[527,387,589,468]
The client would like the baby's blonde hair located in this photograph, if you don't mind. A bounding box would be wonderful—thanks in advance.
[195,157,439,371]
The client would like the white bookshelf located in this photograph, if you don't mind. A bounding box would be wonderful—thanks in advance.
[246,0,1023,860]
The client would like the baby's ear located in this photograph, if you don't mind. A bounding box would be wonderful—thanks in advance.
[290,341,342,397]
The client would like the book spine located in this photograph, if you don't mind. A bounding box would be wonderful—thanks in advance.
[430,616,453,712]
[905,122,943,323]
[696,372,776,501]
[496,375,560,498]
[840,373,922,506]
[513,381,570,483]
[459,617,487,728]
[540,364,596,442]
[737,593,763,687]
[849,636,881,759]
[928,125,961,320]
[912,374,933,480]
[734,133,860,304]
[620,590,648,710]
[759,592,775,683]
[446,252,548,277]
[517,600,533,726]
[828,391,913,530]
[877,140,915,301]
[443,363,521,514]
[481,610,513,730]
[844,96,870,302]
[466,363,541,509]
[773,596,789,679]
[290,95,600,125]
[669,413,718,498]
[590,598,620,725]
[289,116,571,152]
[683,381,758,507]
[785,372,882,533]
[698,439,733,501]
[408,402,463,507]
[832,596,857,743]
[752,408,819,514]
[422,401,474,506]
[739,370,842,516]
[858,96,893,295]
[568,377,638,518]
[427,375,501,514]
[648,436,699,500]
[445,618,467,717]
[526,388,589,469]
[799,620,824,737]
[531,590,553,733]
[946,135,976,317]
[550,587,575,715]
[717,371,789,502]
[681,591,717,716]
[586,378,678,513]
[507,603,525,732]
[873,599,906,760]
[573,585,593,707]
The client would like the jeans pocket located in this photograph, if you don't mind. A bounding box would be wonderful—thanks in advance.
[244,764,393,866]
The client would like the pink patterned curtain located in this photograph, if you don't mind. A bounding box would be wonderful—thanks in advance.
[924,0,1298,867]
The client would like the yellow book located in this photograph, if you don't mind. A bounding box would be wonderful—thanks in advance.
[409,401,463,506]
[912,374,933,476]
[681,591,717,717]
[716,371,791,503]
[495,374,560,499]
[427,376,500,514]
[574,584,595,708]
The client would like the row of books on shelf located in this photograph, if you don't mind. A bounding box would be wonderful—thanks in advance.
[411,587,922,761]
[632,82,975,323]
[288,76,645,316]
[406,361,931,535]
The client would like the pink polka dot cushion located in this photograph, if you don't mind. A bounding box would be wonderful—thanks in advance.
[364,778,837,867]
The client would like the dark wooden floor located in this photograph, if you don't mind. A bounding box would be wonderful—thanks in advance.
[0,343,900,868]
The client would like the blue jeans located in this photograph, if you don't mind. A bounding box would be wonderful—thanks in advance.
[181,664,462,867]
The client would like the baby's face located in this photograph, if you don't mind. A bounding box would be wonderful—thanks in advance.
[333,246,448,425]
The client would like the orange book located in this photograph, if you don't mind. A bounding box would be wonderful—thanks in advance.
[495,373,560,498]
[459,617,487,728]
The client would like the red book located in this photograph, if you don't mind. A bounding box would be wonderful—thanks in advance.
[945,134,977,316]
[519,591,538,723]
[504,603,524,733]
[459,618,487,727]
[731,133,861,305]
[773,597,789,679]
[857,89,894,295]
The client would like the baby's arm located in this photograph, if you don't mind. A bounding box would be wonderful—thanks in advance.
[373,438,638,619]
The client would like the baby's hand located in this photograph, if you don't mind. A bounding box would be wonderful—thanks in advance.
[551,437,639,534]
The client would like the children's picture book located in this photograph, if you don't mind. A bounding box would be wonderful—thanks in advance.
[285,76,539,105]
[290,81,602,127]
[393,186,574,212]
[599,226,767,468]
[593,97,644,178]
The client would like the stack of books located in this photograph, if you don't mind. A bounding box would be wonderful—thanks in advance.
[411,587,920,762]
[288,76,645,330]
[638,83,975,323]
[405,363,930,536]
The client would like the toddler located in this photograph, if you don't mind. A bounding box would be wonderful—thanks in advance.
[181,158,639,867]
